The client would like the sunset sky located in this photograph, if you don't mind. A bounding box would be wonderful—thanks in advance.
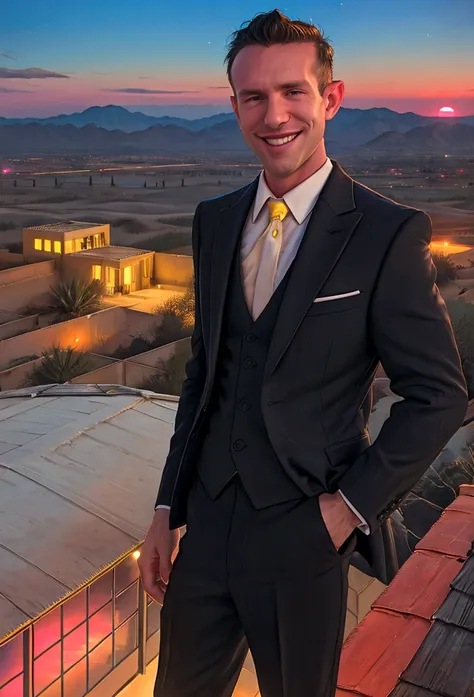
[1,0,473,119]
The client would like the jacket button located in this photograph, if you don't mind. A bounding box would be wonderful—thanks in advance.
[233,439,246,451]
[243,357,256,368]
[239,399,251,411]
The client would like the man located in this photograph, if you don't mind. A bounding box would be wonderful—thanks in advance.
[139,9,468,697]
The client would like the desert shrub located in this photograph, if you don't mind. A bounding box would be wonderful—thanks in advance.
[141,341,192,396]
[446,298,474,398]
[49,278,105,319]
[153,280,194,330]
[432,251,457,285]
[27,346,92,385]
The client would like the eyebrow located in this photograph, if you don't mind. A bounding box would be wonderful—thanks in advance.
[237,81,309,98]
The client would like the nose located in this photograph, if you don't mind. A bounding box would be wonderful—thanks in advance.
[263,95,290,130]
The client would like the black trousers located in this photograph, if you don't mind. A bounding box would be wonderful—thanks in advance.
[154,475,355,697]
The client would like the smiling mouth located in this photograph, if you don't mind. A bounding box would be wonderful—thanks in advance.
[260,132,301,146]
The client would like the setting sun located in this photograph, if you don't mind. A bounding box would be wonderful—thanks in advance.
[439,106,455,116]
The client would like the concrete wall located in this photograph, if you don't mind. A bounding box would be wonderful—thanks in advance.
[0,251,24,269]
[0,357,43,392]
[0,313,56,341]
[0,306,157,371]
[0,309,23,324]
[153,252,193,285]
[0,259,55,286]
[0,271,60,313]
[0,352,118,392]
[70,338,190,390]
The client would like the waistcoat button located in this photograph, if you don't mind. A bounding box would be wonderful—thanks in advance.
[239,399,251,411]
[243,357,256,368]
[245,333,256,343]
[233,439,246,451]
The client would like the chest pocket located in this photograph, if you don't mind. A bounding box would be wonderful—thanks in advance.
[305,291,364,316]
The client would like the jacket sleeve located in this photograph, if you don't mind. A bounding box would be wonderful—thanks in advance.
[154,202,207,508]
[337,210,468,532]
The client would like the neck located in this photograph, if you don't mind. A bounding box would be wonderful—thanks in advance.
[264,145,328,199]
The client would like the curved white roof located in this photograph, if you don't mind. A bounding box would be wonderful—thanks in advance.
[0,384,178,641]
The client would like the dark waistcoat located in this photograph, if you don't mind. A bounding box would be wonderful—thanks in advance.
[196,238,303,508]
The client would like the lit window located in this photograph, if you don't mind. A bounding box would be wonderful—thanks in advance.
[34,238,42,251]
[88,636,112,689]
[64,240,73,254]
[89,571,112,615]
[43,239,52,252]
[33,643,61,695]
[53,240,61,254]
[0,674,24,697]
[33,606,61,658]
[114,583,138,627]
[0,632,23,687]
[114,614,138,665]
[63,590,86,635]
[92,265,101,281]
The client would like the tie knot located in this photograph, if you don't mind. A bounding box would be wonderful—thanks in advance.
[267,200,289,222]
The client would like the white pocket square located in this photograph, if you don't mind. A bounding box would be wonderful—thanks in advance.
[313,290,361,303]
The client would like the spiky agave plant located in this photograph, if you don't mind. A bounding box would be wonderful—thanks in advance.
[49,278,105,319]
[29,346,93,385]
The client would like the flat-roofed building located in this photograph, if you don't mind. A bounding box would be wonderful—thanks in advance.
[61,246,154,295]
[0,384,177,697]
[23,221,110,263]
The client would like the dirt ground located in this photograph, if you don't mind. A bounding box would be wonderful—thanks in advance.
[0,165,472,250]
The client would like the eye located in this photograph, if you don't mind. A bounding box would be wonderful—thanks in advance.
[287,90,304,96]
[246,95,262,102]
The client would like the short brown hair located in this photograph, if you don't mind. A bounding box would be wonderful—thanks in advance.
[225,9,334,95]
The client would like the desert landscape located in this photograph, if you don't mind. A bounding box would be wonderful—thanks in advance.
[1,152,473,260]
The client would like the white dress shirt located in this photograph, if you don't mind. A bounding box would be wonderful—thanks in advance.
[157,158,370,535]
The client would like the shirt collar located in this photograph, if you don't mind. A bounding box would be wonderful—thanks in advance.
[252,158,333,225]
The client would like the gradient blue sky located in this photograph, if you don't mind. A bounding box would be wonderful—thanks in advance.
[1,0,473,118]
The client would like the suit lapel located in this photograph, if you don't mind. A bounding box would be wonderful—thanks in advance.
[264,161,363,382]
[208,177,259,380]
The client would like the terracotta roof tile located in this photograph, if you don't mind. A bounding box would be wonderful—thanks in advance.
[446,494,474,515]
[415,509,474,559]
[338,490,474,697]
[373,550,463,620]
[337,610,430,697]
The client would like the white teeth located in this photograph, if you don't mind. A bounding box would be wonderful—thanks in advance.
[265,133,298,146]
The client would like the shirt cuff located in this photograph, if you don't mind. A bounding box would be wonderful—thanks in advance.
[338,489,370,535]
[155,505,171,511]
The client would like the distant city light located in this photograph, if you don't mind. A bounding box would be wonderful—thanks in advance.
[1,168,10,174]
[75,337,80,343]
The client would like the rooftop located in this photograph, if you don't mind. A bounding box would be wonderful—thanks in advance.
[68,245,152,260]
[0,383,177,642]
[24,220,105,234]
[337,484,474,697]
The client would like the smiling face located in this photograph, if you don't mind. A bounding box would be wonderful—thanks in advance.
[230,42,344,196]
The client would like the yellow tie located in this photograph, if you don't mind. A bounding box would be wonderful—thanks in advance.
[252,199,290,319]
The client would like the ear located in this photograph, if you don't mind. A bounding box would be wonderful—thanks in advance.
[324,81,345,120]
[230,94,239,120]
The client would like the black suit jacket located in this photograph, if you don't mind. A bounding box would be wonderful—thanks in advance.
[156,160,468,579]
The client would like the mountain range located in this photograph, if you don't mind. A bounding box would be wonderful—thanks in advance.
[0,105,474,157]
